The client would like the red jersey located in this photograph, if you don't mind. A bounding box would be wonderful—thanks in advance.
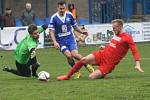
[102,32,140,65]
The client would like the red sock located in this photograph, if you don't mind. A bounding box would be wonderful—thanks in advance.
[67,60,84,78]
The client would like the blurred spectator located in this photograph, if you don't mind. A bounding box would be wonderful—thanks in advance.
[21,2,36,26]
[67,3,77,19]
[2,8,15,27]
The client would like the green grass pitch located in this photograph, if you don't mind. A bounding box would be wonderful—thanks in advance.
[0,43,150,100]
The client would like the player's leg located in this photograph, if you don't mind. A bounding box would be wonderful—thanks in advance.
[60,45,81,79]
[66,53,75,67]
[88,69,103,79]
[57,54,96,80]
[60,45,75,68]
[16,61,31,77]
[70,50,82,60]
[3,61,31,77]
[70,47,94,73]
[29,57,40,77]
[69,41,94,73]
[64,51,82,79]
[89,64,115,80]
[88,51,107,79]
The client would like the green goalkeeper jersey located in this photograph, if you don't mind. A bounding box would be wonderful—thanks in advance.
[15,28,44,64]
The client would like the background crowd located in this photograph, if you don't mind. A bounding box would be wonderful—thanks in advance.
[0,2,77,28]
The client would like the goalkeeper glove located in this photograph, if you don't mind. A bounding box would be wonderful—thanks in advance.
[31,50,36,59]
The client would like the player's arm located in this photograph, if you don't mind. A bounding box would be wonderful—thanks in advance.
[127,35,144,73]
[73,25,88,35]
[48,17,59,49]
[37,24,48,34]
[49,29,60,49]
[70,12,88,35]
[27,40,37,59]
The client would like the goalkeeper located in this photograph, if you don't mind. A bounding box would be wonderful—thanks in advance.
[3,24,48,77]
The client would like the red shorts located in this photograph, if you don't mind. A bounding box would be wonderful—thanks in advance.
[92,50,115,76]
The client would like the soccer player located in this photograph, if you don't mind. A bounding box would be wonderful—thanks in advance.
[49,0,94,79]
[57,19,144,81]
[3,24,48,77]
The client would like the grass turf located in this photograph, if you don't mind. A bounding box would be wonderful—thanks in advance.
[0,43,150,100]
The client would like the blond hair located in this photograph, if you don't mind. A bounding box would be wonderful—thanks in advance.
[112,19,124,26]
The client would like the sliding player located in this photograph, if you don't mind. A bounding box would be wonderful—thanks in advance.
[57,19,144,81]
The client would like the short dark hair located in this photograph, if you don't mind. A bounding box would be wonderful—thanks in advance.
[28,24,37,34]
[57,0,66,5]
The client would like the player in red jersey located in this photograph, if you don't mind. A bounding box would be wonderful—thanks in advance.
[57,19,144,81]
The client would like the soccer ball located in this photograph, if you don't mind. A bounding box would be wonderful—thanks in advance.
[38,71,50,81]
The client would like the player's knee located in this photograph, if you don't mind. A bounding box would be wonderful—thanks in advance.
[88,73,97,80]
[88,75,95,80]
[88,70,102,80]
[81,57,88,63]
[72,54,82,60]
[66,54,73,59]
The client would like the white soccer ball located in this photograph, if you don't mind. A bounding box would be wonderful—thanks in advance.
[38,71,50,81]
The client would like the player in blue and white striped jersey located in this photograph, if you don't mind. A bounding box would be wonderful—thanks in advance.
[49,0,94,79]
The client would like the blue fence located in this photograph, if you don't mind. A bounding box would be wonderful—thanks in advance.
[89,0,150,24]
[89,0,124,24]
[143,0,150,14]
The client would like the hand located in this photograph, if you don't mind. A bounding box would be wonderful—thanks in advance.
[135,65,144,73]
[54,42,60,49]
[31,50,36,59]
[42,24,48,30]
[82,31,88,36]
[134,61,144,73]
